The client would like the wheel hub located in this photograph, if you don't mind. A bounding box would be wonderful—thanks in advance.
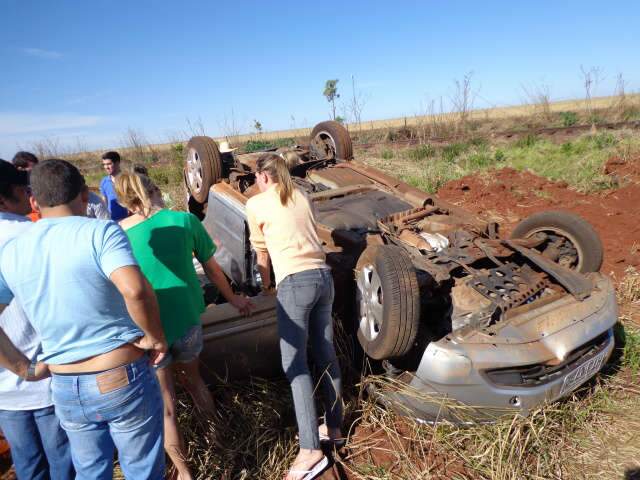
[310,131,337,160]
[356,264,384,341]
[186,148,203,193]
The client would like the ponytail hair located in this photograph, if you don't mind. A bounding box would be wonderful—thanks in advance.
[255,153,295,206]
[114,171,158,216]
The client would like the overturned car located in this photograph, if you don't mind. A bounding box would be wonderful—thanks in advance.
[184,121,618,421]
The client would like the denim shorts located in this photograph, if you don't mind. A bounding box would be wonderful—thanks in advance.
[156,324,203,370]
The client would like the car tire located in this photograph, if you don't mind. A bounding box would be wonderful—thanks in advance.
[310,121,354,161]
[510,210,603,273]
[184,136,223,203]
[355,245,420,360]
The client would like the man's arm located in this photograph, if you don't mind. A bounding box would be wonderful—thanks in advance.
[0,316,49,381]
[201,257,254,315]
[110,266,167,363]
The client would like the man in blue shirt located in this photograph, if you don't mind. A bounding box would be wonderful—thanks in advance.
[100,151,129,221]
[0,160,74,480]
[0,159,167,480]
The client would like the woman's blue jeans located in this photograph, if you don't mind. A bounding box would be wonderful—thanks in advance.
[276,268,343,450]
[0,405,74,480]
[51,355,165,480]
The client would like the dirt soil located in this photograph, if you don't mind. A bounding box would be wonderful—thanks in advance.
[437,156,640,281]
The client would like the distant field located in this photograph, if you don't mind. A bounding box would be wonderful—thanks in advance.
[146,94,639,149]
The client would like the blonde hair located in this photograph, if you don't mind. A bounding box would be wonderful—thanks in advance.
[256,153,295,206]
[114,171,158,216]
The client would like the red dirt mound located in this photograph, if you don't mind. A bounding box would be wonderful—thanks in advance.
[437,157,640,280]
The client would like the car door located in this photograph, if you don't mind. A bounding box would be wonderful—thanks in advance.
[195,184,281,381]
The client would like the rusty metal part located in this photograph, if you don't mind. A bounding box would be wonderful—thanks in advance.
[398,230,433,251]
[336,162,432,207]
[469,263,549,311]
[307,166,373,189]
[504,240,592,300]
[309,184,377,202]
[212,182,248,206]
[377,206,440,234]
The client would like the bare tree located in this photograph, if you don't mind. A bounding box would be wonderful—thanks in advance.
[122,127,157,163]
[522,82,553,123]
[580,65,604,126]
[450,71,476,132]
[184,117,206,137]
[349,74,368,131]
[323,79,340,120]
[610,73,628,120]
[219,108,241,143]
[28,136,65,159]
[416,96,455,141]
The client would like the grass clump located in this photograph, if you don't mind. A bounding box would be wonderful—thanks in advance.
[243,137,295,153]
[405,144,435,161]
[502,134,635,192]
[380,149,394,160]
[442,142,468,162]
[560,111,578,127]
[515,133,538,148]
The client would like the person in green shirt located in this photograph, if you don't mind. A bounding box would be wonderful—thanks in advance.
[115,171,253,480]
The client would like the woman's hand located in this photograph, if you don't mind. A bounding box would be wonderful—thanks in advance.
[230,295,255,316]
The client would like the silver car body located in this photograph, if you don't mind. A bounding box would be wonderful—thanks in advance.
[194,160,618,421]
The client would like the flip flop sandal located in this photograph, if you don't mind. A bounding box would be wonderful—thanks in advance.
[319,432,346,448]
[287,455,329,480]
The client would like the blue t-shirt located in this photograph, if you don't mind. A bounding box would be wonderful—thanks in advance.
[100,175,129,221]
[0,216,143,365]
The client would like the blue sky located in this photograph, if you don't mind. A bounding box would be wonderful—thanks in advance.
[1,0,639,158]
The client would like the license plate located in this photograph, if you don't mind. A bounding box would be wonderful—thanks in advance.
[559,348,608,397]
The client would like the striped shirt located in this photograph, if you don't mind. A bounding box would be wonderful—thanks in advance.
[0,212,52,410]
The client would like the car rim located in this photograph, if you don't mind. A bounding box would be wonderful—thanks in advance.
[528,227,582,270]
[356,264,384,341]
[312,130,337,160]
[186,147,203,193]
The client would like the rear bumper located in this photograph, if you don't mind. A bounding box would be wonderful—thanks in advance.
[380,274,618,422]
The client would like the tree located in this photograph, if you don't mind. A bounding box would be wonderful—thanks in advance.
[323,79,340,120]
[253,119,263,134]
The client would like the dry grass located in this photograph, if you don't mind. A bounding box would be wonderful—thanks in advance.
[618,267,640,305]
[147,317,639,480]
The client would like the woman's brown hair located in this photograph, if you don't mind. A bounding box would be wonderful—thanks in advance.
[114,171,158,216]
[255,153,295,206]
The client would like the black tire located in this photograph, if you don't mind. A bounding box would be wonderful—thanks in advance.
[310,121,353,161]
[354,245,420,360]
[510,210,603,273]
[184,136,223,203]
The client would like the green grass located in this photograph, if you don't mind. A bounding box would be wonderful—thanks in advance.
[242,137,295,153]
[560,111,578,127]
[380,149,394,160]
[404,143,435,161]
[622,328,640,376]
[365,130,640,194]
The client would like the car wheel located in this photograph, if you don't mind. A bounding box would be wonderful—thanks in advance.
[185,136,223,203]
[510,210,603,273]
[310,121,353,161]
[355,245,420,360]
